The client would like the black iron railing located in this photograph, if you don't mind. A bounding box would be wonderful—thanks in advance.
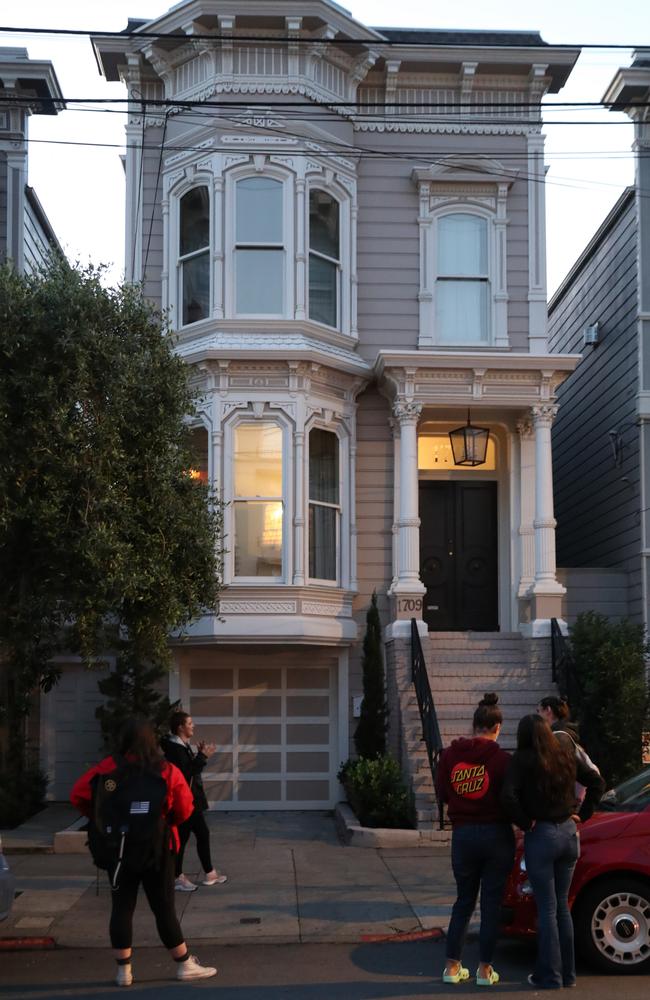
[410,618,445,828]
[551,617,581,707]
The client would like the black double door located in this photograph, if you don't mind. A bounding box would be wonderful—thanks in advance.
[419,481,498,632]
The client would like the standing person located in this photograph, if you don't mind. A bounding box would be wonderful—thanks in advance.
[538,695,601,803]
[435,693,514,987]
[70,718,217,987]
[161,711,227,891]
[501,714,605,990]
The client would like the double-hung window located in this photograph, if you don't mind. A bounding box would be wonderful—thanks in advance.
[233,423,283,579]
[308,428,339,582]
[309,190,340,328]
[179,187,210,326]
[436,213,489,344]
[235,177,284,315]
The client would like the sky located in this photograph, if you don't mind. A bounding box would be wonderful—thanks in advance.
[1,0,647,294]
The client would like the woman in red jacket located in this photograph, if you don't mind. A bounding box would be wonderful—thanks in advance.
[435,693,514,987]
[71,718,217,988]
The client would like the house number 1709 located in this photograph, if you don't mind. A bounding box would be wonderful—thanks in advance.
[397,598,422,613]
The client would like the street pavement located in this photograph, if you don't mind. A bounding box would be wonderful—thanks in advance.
[2,809,461,948]
[1,940,648,1000]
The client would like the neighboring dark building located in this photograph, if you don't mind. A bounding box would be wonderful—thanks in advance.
[0,47,64,271]
[549,50,650,627]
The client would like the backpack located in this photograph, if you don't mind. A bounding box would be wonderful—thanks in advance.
[87,759,169,889]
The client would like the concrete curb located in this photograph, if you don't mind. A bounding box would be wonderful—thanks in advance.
[334,803,451,847]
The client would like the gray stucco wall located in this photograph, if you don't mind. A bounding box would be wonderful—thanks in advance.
[549,190,642,620]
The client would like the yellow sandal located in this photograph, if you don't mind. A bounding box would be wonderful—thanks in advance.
[442,965,470,984]
[476,966,500,986]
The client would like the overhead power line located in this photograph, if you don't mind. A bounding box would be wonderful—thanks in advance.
[0,23,641,48]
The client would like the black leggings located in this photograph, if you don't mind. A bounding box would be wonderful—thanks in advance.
[176,809,213,877]
[109,849,184,951]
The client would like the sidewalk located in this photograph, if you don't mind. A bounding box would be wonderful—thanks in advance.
[1,808,461,948]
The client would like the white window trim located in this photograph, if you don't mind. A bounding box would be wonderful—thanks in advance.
[432,208,493,348]
[223,411,293,585]
[304,419,350,589]
[305,180,352,336]
[167,174,214,330]
[413,162,513,350]
[224,165,295,320]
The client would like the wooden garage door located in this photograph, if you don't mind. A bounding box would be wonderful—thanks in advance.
[187,652,337,809]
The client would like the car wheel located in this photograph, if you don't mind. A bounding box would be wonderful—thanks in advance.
[574,877,650,973]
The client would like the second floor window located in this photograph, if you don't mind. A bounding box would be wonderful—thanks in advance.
[436,213,489,344]
[309,190,339,328]
[236,176,284,315]
[233,423,283,578]
[179,186,210,325]
[308,428,339,581]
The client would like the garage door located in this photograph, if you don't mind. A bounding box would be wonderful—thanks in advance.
[185,649,339,809]
[40,664,107,800]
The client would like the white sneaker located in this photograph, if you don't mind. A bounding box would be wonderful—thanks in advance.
[116,964,133,987]
[174,875,197,892]
[202,870,227,885]
[176,955,217,981]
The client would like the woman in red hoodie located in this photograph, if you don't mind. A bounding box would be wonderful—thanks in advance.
[70,718,217,988]
[435,693,513,987]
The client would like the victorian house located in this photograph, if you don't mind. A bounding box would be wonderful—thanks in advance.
[42,1,580,824]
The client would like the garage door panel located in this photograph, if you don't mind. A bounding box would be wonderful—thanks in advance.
[190,668,233,689]
[187,657,338,809]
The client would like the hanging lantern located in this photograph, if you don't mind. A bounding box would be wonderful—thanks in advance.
[449,409,490,467]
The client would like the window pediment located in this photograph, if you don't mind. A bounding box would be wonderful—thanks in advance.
[413,156,518,188]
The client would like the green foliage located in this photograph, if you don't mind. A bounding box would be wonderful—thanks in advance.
[338,755,414,829]
[0,766,48,828]
[353,592,388,759]
[568,611,650,786]
[0,259,223,767]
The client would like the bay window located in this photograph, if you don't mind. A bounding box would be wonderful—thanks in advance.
[436,213,489,344]
[235,176,284,315]
[308,428,339,582]
[233,423,283,578]
[309,190,340,328]
[179,186,210,326]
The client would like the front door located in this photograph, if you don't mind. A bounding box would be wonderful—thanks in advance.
[419,481,498,631]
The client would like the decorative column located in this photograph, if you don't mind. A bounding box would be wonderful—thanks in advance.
[387,416,400,594]
[527,128,549,352]
[293,429,306,586]
[516,417,536,600]
[389,400,425,635]
[530,403,565,625]
[295,175,306,320]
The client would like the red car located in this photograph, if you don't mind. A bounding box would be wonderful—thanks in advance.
[501,766,650,974]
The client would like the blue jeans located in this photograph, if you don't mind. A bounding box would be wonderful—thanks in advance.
[446,823,515,965]
[524,819,579,988]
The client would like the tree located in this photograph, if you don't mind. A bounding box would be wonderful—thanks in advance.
[0,259,223,786]
[354,591,388,759]
[568,612,650,786]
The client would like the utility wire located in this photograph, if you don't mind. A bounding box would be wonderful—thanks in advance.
[0,24,638,48]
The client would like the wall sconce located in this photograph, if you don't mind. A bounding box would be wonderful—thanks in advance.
[449,409,490,467]
[608,423,637,467]
[583,322,600,347]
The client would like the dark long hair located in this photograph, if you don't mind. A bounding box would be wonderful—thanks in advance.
[116,718,164,773]
[473,692,502,733]
[516,714,575,800]
[538,695,570,722]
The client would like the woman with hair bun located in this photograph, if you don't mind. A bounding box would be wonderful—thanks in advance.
[435,693,514,987]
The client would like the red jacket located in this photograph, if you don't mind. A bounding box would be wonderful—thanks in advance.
[436,737,511,827]
[70,756,193,853]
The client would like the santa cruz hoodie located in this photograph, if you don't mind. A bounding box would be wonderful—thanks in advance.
[435,737,511,827]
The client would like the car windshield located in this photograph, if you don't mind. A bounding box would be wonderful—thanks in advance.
[599,765,650,812]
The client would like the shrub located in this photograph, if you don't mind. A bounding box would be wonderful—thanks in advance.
[0,766,48,828]
[353,591,388,760]
[568,612,650,786]
[338,755,414,829]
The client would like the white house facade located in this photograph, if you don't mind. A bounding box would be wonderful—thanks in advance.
[40,2,581,818]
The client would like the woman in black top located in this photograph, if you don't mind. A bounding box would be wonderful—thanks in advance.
[161,711,227,891]
[502,714,604,990]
